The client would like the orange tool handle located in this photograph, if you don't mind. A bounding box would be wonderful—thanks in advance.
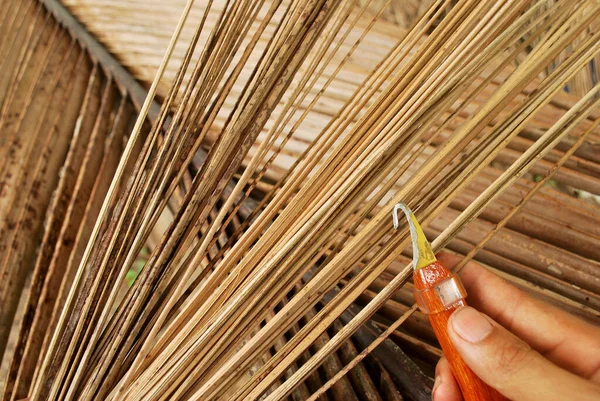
[413,261,506,401]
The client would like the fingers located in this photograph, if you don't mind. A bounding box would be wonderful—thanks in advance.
[433,357,463,401]
[437,252,600,378]
[448,306,600,401]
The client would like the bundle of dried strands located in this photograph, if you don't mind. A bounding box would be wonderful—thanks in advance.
[1,0,599,400]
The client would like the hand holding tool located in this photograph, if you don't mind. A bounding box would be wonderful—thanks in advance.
[393,203,506,401]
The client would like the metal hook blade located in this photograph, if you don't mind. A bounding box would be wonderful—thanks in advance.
[392,203,437,270]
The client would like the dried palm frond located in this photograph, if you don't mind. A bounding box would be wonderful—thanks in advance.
[1,0,599,401]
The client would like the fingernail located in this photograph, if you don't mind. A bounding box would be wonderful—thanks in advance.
[451,306,493,343]
[432,375,442,399]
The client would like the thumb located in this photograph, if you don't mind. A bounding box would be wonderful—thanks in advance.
[447,307,600,401]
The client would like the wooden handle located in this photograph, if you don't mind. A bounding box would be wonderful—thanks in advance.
[413,262,506,401]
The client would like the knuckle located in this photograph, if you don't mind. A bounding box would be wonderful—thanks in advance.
[435,357,446,376]
[435,360,442,376]
[495,341,532,376]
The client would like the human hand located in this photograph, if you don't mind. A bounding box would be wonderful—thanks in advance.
[432,252,600,401]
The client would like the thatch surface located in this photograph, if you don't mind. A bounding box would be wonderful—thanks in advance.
[61,0,600,185]
[59,0,600,360]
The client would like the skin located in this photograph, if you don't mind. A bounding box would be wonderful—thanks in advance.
[432,252,600,401]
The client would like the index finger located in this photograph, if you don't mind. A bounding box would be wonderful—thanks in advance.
[437,251,600,379]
